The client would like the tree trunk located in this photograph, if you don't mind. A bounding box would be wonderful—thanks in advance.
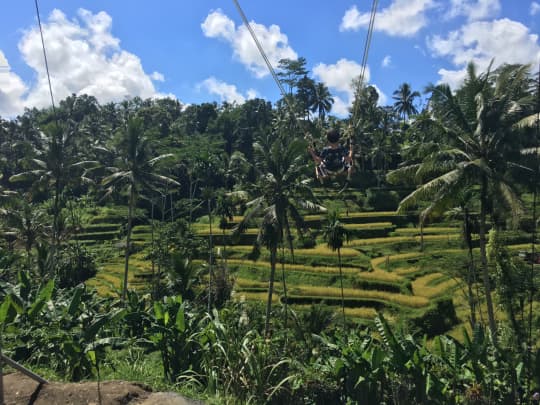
[150,201,156,300]
[207,198,214,313]
[419,219,424,252]
[265,245,277,338]
[0,337,4,405]
[122,187,135,301]
[479,176,497,343]
[338,248,346,326]
[463,208,477,328]
[280,244,288,328]
[222,226,228,270]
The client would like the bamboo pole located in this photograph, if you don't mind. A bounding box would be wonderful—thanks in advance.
[0,354,48,384]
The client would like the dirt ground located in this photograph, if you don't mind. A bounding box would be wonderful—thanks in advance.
[1,372,204,405]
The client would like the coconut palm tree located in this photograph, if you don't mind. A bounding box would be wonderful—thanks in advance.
[392,83,420,122]
[0,194,50,272]
[387,63,534,341]
[234,131,324,336]
[311,82,334,122]
[9,122,78,250]
[215,191,234,269]
[102,116,179,301]
[322,210,350,325]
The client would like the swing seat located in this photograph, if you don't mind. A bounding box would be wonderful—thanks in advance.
[316,160,351,180]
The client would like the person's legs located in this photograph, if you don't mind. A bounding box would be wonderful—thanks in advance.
[317,163,329,183]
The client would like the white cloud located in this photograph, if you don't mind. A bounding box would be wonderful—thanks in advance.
[330,96,351,117]
[382,55,392,68]
[531,2,540,16]
[428,18,540,88]
[0,51,8,69]
[448,0,501,21]
[199,76,252,104]
[202,9,297,78]
[150,72,165,82]
[246,89,258,99]
[313,59,366,95]
[313,58,388,116]
[373,85,388,106]
[313,59,364,116]
[340,0,436,37]
[0,8,168,117]
[0,51,28,117]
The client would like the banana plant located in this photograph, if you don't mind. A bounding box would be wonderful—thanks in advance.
[147,295,203,382]
[1,275,125,381]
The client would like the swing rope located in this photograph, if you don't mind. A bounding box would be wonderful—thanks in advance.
[34,0,58,120]
[231,0,288,101]
[231,0,378,193]
[352,0,379,130]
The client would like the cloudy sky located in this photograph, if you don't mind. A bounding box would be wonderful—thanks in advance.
[1,0,539,118]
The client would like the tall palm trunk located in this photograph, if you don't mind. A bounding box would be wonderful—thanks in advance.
[463,207,478,328]
[280,244,288,328]
[265,245,277,337]
[221,225,228,270]
[479,176,497,342]
[122,187,135,301]
[207,198,214,313]
[419,219,424,252]
[52,179,62,260]
[338,247,346,326]
[0,336,4,405]
[150,201,156,300]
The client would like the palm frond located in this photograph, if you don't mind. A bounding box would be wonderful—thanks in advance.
[147,173,181,187]
[148,153,176,167]
[31,159,48,169]
[102,171,131,185]
[515,114,539,129]
[497,182,523,226]
[397,168,463,214]
[9,171,44,183]
[520,147,540,156]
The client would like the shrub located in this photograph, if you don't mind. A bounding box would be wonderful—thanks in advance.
[364,188,400,211]
[411,298,458,337]
[56,245,98,289]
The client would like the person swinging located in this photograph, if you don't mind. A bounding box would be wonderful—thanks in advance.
[308,129,353,184]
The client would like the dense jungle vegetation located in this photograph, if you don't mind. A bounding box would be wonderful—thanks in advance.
[1,59,540,404]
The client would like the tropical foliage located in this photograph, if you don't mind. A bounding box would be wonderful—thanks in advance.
[0,60,539,404]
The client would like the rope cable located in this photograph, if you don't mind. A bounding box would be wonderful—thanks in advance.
[34,0,57,118]
[358,0,378,87]
[232,0,288,100]
[353,0,378,129]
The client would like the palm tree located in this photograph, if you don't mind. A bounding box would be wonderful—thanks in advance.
[234,131,324,336]
[0,194,50,272]
[215,191,234,269]
[102,116,179,301]
[387,63,533,341]
[322,210,350,325]
[392,82,420,122]
[311,82,334,122]
[9,123,78,250]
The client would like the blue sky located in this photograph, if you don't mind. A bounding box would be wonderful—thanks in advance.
[1,0,539,118]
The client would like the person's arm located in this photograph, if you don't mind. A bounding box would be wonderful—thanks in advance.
[344,144,353,163]
[308,145,322,164]
[306,132,323,164]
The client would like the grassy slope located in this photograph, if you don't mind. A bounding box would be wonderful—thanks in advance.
[82,192,537,335]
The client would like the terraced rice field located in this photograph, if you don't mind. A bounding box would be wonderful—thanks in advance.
[82,193,536,334]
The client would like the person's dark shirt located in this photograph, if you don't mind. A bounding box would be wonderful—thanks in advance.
[320,145,347,171]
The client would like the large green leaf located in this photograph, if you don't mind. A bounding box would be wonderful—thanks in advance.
[28,279,55,320]
[68,286,84,316]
